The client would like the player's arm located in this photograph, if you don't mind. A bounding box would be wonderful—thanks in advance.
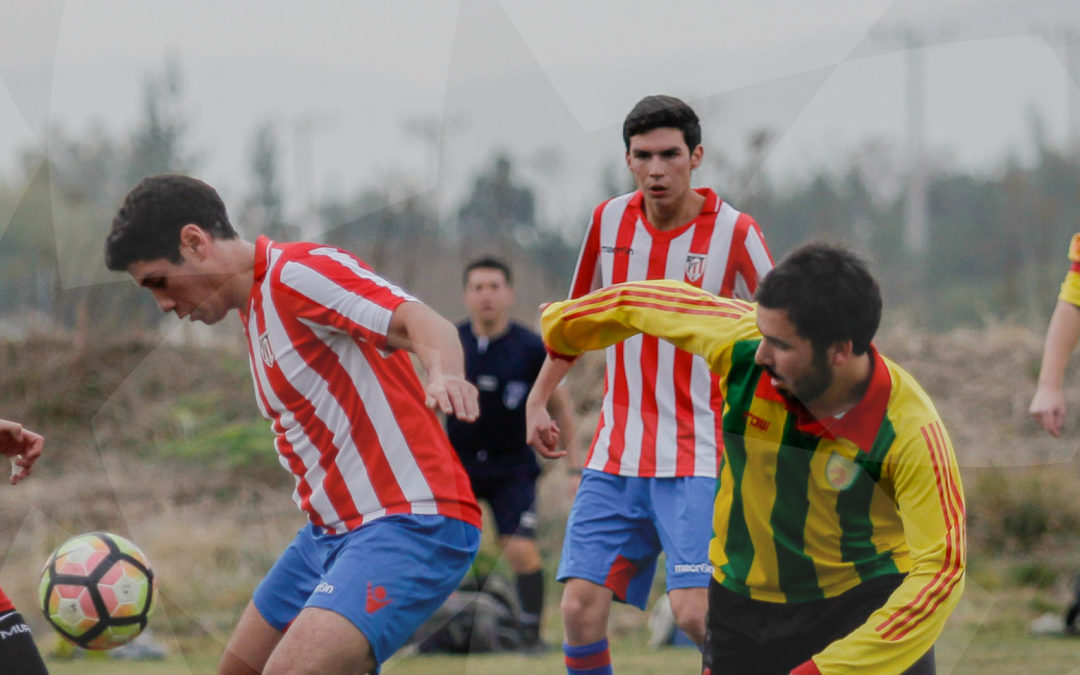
[1030,299,1080,436]
[0,418,43,485]
[525,356,575,459]
[387,301,479,422]
[541,280,757,369]
[547,383,584,471]
[801,421,965,674]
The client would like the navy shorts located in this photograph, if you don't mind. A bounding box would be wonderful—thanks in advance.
[253,515,479,667]
[556,469,715,609]
[469,464,539,538]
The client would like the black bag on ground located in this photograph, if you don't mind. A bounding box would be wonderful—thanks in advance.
[409,574,524,654]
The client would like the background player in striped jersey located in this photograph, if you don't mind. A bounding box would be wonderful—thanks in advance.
[0,418,48,675]
[539,244,965,674]
[526,95,773,673]
[1029,233,1080,436]
[447,257,582,651]
[105,175,482,675]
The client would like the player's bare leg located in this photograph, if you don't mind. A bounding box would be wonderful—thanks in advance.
[218,601,282,675]
[263,607,374,675]
[561,578,613,645]
[668,587,707,646]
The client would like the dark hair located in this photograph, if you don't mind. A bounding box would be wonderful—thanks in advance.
[463,256,513,286]
[754,243,881,355]
[622,95,701,152]
[105,174,237,271]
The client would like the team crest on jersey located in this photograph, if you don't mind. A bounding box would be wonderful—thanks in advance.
[825,453,859,490]
[503,381,529,410]
[685,254,707,283]
[259,332,275,367]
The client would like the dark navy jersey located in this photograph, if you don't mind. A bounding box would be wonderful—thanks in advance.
[447,321,546,476]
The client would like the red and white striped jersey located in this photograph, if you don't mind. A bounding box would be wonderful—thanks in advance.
[239,237,481,534]
[569,188,773,478]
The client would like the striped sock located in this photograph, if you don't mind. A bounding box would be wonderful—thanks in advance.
[564,638,613,674]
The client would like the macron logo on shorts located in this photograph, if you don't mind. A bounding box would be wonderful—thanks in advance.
[366,582,392,613]
[673,563,713,575]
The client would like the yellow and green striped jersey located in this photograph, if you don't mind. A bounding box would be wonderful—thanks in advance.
[1058,233,1080,307]
[542,279,965,674]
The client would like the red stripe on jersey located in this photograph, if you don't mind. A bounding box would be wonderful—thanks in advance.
[720,214,751,296]
[0,585,13,613]
[877,422,963,640]
[637,238,672,476]
[569,200,609,299]
[674,213,719,473]
[1071,261,1080,274]
[602,207,640,473]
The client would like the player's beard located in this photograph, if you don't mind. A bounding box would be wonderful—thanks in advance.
[769,350,833,408]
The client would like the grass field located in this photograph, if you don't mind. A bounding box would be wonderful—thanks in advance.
[35,631,1080,674]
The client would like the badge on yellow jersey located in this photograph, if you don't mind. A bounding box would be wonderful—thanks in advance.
[825,453,859,490]
[1068,233,1080,262]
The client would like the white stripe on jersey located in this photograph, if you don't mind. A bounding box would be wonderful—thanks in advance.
[280,260,397,337]
[744,226,772,287]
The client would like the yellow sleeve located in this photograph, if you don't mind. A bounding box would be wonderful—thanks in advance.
[812,414,965,674]
[540,279,759,376]
[1059,234,1080,307]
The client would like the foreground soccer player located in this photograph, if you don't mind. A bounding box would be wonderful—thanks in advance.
[538,244,964,674]
[526,94,773,672]
[105,175,481,675]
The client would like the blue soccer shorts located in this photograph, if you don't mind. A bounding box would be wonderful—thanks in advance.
[556,470,714,609]
[253,514,480,666]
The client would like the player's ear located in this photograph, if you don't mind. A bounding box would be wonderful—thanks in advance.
[690,144,704,170]
[178,224,210,260]
[827,340,854,367]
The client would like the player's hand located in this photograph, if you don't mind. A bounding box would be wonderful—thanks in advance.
[0,419,44,485]
[1029,385,1066,437]
[426,374,479,422]
[527,400,564,459]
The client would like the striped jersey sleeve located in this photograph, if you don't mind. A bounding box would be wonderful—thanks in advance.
[1058,233,1080,307]
[810,366,965,673]
[541,279,759,376]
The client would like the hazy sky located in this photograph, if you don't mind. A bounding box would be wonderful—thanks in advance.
[2,0,1079,267]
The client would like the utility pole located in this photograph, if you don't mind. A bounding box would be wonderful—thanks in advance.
[874,26,932,257]
[291,114,336,238]
[1048,28,1080,158]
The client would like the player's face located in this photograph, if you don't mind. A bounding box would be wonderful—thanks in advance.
[625,127,703,210]
[127,256,232,325]
[463,268,514,326]
[754,306,834,405]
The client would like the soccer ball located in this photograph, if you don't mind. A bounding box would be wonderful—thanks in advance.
[38,531,156,650]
